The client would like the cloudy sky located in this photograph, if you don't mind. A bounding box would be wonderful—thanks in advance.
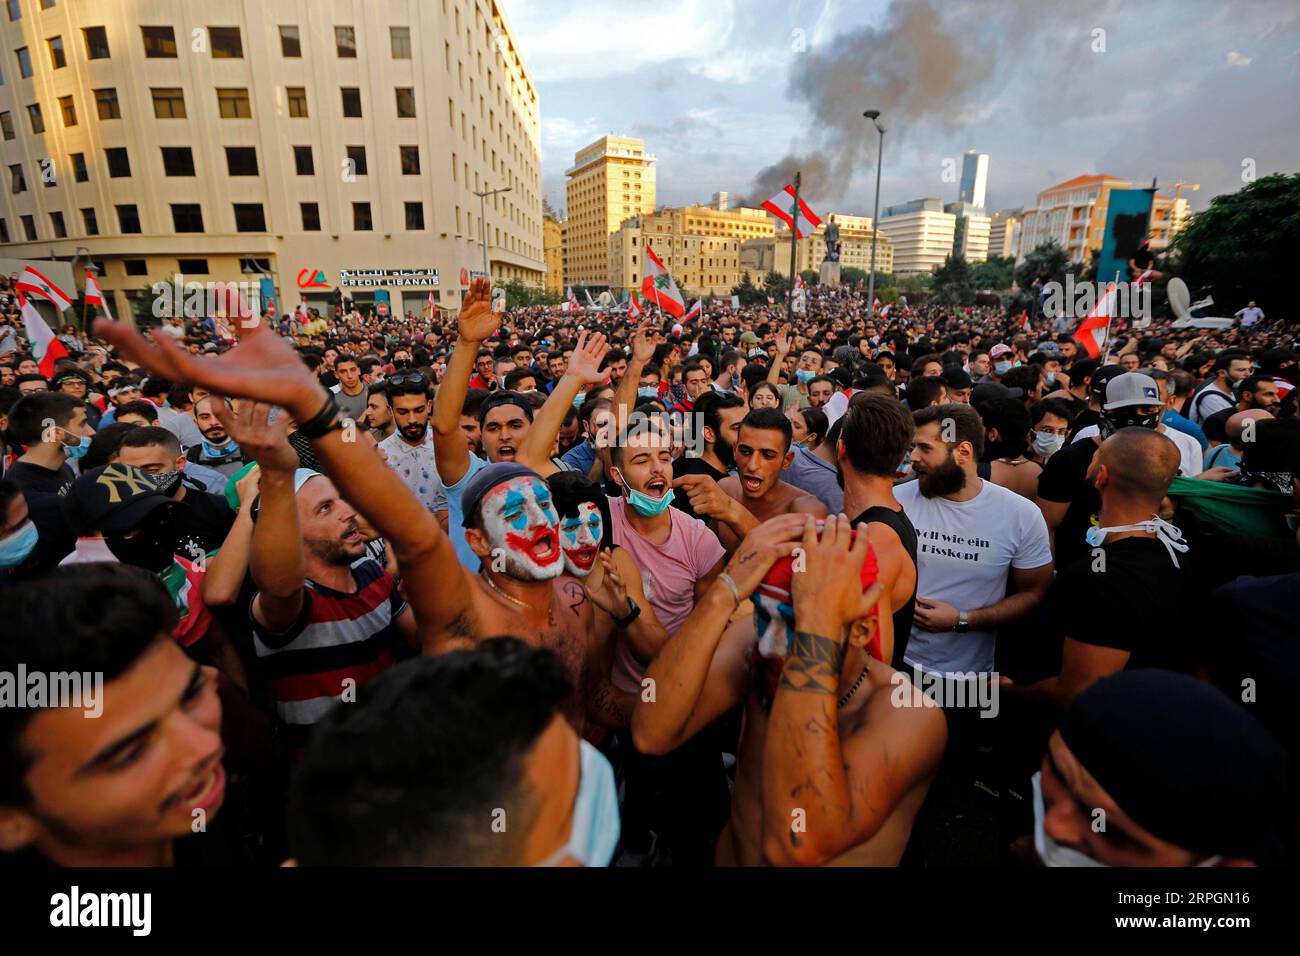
[502,0,1300,218]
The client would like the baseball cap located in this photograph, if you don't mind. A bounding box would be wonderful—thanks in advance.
[990,344,1015,359]
[1089,364,1127,402]
[1103,372,1162,410]
[970,382,1023,405]
[941,368,974,390]
[63,463,174,536]
[460,462,544,525]
[739,331,759,346]
[747,347,768,360]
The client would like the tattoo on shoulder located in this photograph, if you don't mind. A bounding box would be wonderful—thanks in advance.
[778,631,845,696]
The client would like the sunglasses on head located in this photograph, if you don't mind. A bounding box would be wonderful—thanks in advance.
[387,370,429,389]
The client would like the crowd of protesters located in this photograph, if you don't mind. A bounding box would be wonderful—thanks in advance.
[0,268,1297,869]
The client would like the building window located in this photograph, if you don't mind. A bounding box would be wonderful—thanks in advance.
[177,258,209,274]
[300,202,320,231]
[20,214,35,240]
[208,26,242,58]
[15,47,31,78]
[161,146,194,176]
[335,26,356,58]
[0,111,10,140]
[151,87,185,118]
[352,202,372,230]
[105,146,131,177]
[0,219,8,244]
[340,87,362,117]
[70,152,87,181]
[226,146,257,176]
[404,202,424,230]
[293,145,314,175]
[216,88,251,118]
[400,145,420,175]
[7,163,22,193]
[239,258,270,274]
[26,103,43,134]
[279,25,301,57]
[49,210,66,238]
[286,86,308,117]
[47,35,66,69]
[81,207,98,235]
[141,26,177,58]
[123,258,147,276]
[346,145,367,175]
[58,94,75,126]
[233,203,265,232]
[83,26,110,59]
[395,87,416,118]
[5,0,18,22]
[41,0,55,8]
[171,203,204,232]
[391,26,411,58]
[94,87,120,119]
[117,205,141,234]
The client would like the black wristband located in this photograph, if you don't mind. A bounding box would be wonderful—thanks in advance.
[613,597,640,628]
[296,392,344,439]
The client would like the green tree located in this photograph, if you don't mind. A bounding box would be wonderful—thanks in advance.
[730,271,765,306]
[899,272,933,295]
[970,256,1016,290]
[501,278,561,309]
[1172,172,1300,313]
[1014,239,1070,290]
[932,254,976,306]
[764,270,791,302]
[841,266,868,286]
[799,270,820,286]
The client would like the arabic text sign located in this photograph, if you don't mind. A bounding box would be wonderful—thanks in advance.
[339,268,440,288]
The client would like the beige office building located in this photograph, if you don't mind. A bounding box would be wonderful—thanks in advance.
[739,212,893,280]
[564,134,655,287]
[0,0,544,324]
[607,204,770,297]
[874,199,954,275]
[543,216,562,293]
[987,209,1021,259]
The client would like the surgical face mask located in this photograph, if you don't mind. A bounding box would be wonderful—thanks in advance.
[61,430,91,459]
[1032,430,1065,459]
[0,520,38,568]
[1032,772,1107,867]
[1085,514,1189,567]
[1043,373,1057,387]
[534,739,621,867]
[613,467,675,517]
[796,368,816,384]
[637,386,659,401]
[994,361,1013,376]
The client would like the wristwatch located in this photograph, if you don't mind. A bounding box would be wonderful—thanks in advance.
[954,610,970,633]
[614,597,641,628]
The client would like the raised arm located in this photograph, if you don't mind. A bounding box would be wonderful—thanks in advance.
[517,331,608,470]
[432,277,497,486]
[767,325,792,386]
[612,321,655,434]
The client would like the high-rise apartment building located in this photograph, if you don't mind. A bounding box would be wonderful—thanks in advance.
[875,199,956,275]
[564,135,655,287]
[945,201,991,262]
[959,150,989,208]
[987,209,1021,259]
[543,217,562,293]
[0,0,544,323]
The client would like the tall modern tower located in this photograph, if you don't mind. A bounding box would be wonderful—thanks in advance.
[959,150,989,208]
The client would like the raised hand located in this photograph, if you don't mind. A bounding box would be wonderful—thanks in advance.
[774,324,793,356]
[587,551,630,618]
[630,320,656,364]
[213,400,299,473]
[791,514,882,640]
[565,331,611,385]
[720,513,806,599]
[455,277,499,344]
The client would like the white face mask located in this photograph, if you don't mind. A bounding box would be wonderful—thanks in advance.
[1084,514,1189,567]
[1032,430,1065,459]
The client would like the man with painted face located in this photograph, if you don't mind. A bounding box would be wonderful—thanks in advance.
[0,564,228,866]
[674,408,828,555]
[289,639,621,866]
[95,279,630,736]
[635,514,947,865]
[1031,670,1287,867]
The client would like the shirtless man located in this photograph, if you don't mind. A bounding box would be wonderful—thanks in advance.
[94,279,629,733]
[633,514,947,866]
[674,408,827,553]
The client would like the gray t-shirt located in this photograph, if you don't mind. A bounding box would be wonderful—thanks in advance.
[332,384,369,423]
[781,445,844,514]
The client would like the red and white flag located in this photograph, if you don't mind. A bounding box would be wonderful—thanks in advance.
[1132,268,1155,287]
[20,294,68,377]
[641,246,686,318]
[762,184,822,239]
[628,294,643,320]
[1019,311,1031,334]
[1075,281,1118,359]
[16,266,73,312]
[683,299,702,323]
[84,271,113,320]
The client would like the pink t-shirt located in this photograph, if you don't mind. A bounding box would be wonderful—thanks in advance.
[607,495,726,694]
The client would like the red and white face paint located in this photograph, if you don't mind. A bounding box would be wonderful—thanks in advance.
[481,476,563,581]
[559,501,603,577]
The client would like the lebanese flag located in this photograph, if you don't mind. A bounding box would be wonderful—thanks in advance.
[21,294,69,377]
[16,266,73,312]
[1074,281,1118,359]
[628,294,643,320]
[683,299,702,323]
[1132,268,1155,287]
[85,271,113,320]
[762,184,822,239]
[1019,311,1031,334]
[641,246,686,317]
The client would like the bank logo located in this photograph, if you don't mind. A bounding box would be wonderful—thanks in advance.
[297,268,330,290]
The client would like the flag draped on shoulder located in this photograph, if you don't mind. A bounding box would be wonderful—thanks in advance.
[16,266,73,312]
[1075,281,1118,359]
[641,246,686,317]
[21,295,68,377]
[762,184,822,239]
[84,271,113,321]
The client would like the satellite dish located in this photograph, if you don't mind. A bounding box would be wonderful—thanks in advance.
[1166,277,1190,318]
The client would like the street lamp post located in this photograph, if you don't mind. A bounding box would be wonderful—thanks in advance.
[863,110,885,316]
[473,185,512,285]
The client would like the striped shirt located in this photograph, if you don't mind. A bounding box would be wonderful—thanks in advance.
[251,557,407,726]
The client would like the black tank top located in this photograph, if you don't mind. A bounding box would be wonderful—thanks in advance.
[977,460,992,481]
[852,505,919,671]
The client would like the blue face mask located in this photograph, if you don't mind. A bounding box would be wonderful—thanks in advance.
[637,386,659,401]
[796,368,816,384]
[994,361,1013,376]
[63,433,91,460]
[535,739,621,867]
[201,438,239,458]
[613,467,675,517]
[0,520,38,568]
